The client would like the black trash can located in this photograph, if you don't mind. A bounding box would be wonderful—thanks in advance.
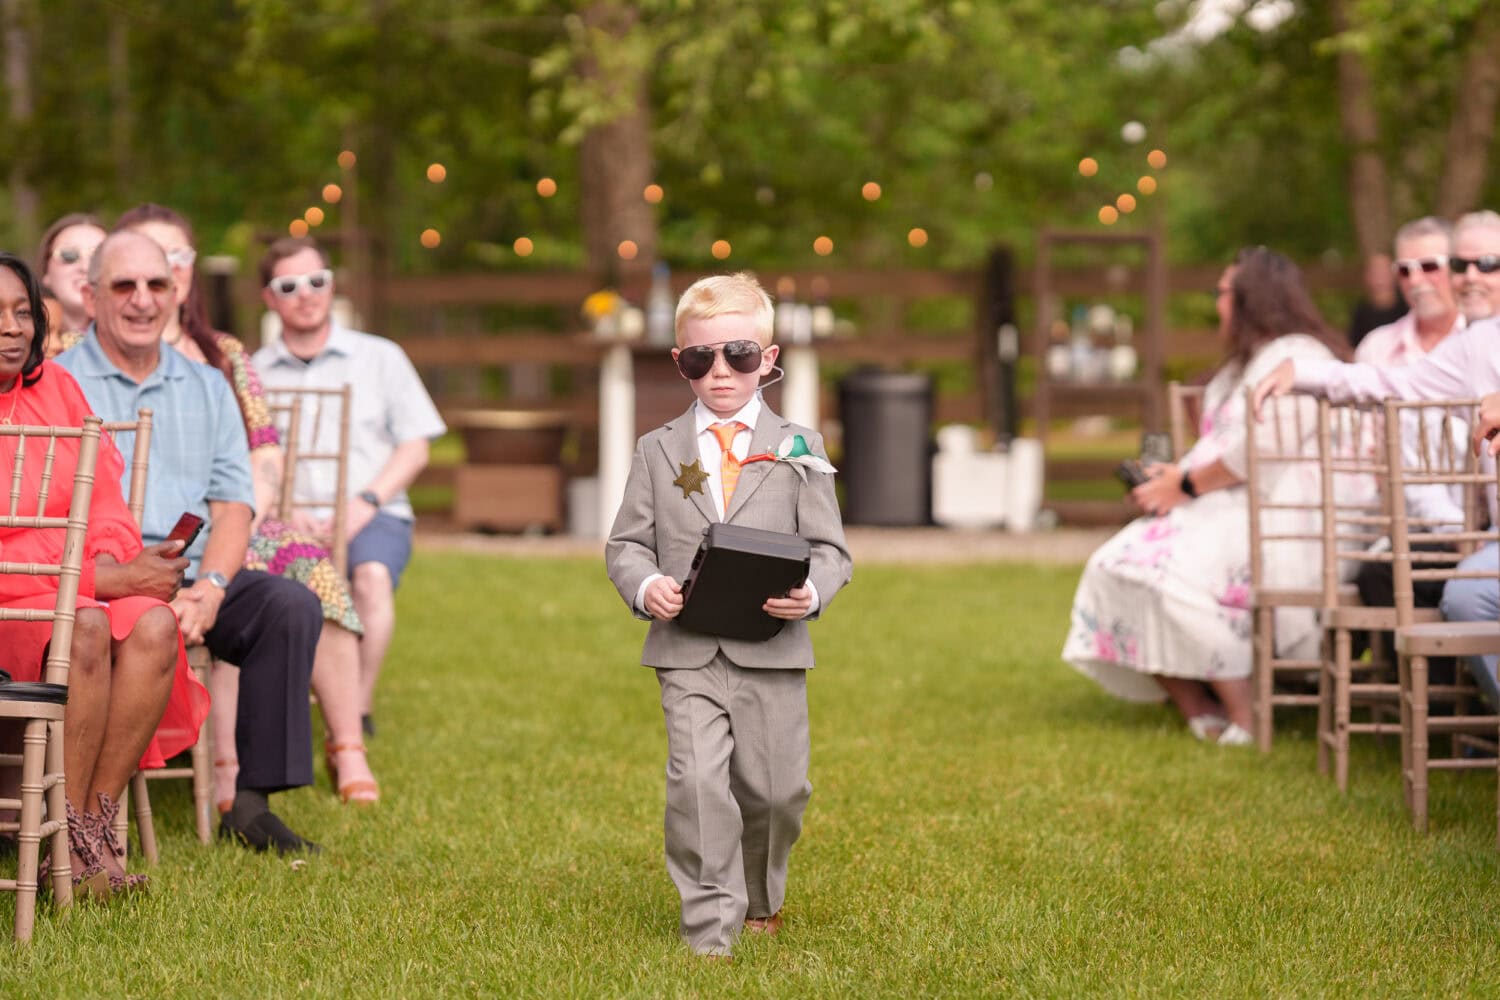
[837,369,932,525]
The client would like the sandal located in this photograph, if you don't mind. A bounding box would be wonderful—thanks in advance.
[86,793,149,895]
[324,742,380,806]
[215,757,238,816]
[38,802,110,903]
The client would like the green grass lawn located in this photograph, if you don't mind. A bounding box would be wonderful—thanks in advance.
[5,555,1500,996]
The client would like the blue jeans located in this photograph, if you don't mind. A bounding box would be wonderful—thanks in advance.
[1438,542,1500,707]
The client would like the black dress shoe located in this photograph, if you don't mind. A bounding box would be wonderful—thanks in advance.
[218,809,321,856]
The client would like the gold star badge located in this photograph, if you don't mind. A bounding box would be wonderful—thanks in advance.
[673,459,709,499]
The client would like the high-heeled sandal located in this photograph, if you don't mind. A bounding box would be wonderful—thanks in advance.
[324,742,380,805]
[39,802,110,903]
[87,793,149,895]
[215,757,238,816]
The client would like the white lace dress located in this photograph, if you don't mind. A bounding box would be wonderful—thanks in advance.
[1061,334,1336,702]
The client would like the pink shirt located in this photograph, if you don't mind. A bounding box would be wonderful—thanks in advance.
[1353,311,1463,370]
[1295,315,1500,403]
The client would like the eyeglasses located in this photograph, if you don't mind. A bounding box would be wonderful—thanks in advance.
[266,268,332,298]
[165,247,197,269]
[1449,254,1500,275]
[674,339,764,380]
[1393,255,1448,279]
[106,276,173,299]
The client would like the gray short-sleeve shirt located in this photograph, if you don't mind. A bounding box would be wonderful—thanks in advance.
[253,325,446,521]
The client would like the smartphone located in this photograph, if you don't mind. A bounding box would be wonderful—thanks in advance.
[165,512,205,551]
[1115,459,1148,490]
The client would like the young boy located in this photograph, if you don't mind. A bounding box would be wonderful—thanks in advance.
[606,273,852,958]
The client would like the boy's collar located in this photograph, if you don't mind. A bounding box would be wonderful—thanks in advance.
[693,393,762,432]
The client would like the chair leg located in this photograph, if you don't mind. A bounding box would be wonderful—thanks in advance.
[15,719,56,943]
[1398,651,1414,813]
[1410,654,1431,835]
[130,772,158,865]
[1333,628,1353,793]
[191,707,213,844]
[115,783,129,859]
[1254,606,1275,752]
[1317,630,1333,777]
[43,720,72,907]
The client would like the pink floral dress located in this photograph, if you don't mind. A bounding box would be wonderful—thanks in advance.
[1062,335,1336,702]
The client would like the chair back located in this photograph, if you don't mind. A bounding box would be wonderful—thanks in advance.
[1385,397,1493,626]
[1318,399,1388,607]
[102,410,153,528]
[0,417,104,686]
[265,385,352,573]
[1244,389,1326,607]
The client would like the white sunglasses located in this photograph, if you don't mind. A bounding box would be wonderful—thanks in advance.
[266,268,333,298]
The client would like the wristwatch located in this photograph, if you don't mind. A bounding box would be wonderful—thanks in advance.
[357,489,382,508]
[202,571,230,590]
[1179,469,1199,498]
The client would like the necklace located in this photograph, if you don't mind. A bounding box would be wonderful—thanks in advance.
[0,379,20,425]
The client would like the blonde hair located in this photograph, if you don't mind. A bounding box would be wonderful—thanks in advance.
[674,272,775,347]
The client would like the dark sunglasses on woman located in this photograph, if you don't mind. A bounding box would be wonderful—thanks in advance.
[674,339,763,380]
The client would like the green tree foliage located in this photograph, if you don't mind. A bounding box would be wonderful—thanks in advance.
[0,1,1492,273]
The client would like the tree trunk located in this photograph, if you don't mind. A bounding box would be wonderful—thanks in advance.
[2,0,38,247]
[1330,0,1391,260]
[1437,9,1500,218]
[577,2,656,285]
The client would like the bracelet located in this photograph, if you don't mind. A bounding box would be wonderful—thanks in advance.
[1180,469,1198,498]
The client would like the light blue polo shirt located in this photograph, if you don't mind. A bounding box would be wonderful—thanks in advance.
[56,329,255,577]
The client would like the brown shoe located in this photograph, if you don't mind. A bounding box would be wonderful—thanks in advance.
[743,911,783,935]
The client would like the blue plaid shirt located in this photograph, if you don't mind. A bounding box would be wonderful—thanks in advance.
[56,330,255,577]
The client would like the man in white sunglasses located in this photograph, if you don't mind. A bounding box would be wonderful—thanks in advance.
[1451,210,1500,323]
[253,237,445,739]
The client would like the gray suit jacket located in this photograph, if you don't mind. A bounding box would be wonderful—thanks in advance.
[606,404,852,670]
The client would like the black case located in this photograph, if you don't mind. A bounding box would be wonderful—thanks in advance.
[677,523,812,641]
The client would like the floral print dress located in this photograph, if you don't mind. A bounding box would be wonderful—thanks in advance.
[1061,334,1336,702]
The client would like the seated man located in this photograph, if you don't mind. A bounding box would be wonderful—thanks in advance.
[57,231,324,855]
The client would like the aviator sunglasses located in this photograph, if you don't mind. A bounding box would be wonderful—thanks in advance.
[674,339,764,380]
[266,268,333,298]
[1450,254,1500,275]
[1393,255,1448,279]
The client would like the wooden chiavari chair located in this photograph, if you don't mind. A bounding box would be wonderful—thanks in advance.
[0,416,103,942]
[1385,397,1500,840]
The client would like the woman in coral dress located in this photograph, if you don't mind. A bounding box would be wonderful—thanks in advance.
[0,252,206,896]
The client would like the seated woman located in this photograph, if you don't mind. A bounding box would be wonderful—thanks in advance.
[0,252,205,897]
[36,213,106,353]
[116,204,377,807]
[1061,247,1350,745]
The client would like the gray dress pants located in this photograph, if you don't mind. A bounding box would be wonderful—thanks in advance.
[656,654,811,955]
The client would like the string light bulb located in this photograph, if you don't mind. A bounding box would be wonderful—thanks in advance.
[513,237,534,257]
[617,240,638,260]
[337,150,356,169]
[1147,149,1167,169]
[304,207,325,226]
[427,163,447,183]
[643,184,664,204]
[1079,157,1099,177]
[536,178,557,198]
[1116,193,1137,213]
[1138,176,1158,195]
[813,236,834,256]
[1098,206,1119,225]
[289,219,310,237]
[711,240,731,260]
[861,182,882,201]
[908,228,929,248]
[420,228,441,248]
[322,183,343,203]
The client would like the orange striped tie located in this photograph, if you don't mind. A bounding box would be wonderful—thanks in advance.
[710,421,747,514]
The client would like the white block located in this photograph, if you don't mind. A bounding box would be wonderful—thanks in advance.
[1005,437,1044,532]
[932,450,1008,529]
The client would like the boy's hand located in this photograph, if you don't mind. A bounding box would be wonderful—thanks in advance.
[764,585,813,620]
[644,576,684,620]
